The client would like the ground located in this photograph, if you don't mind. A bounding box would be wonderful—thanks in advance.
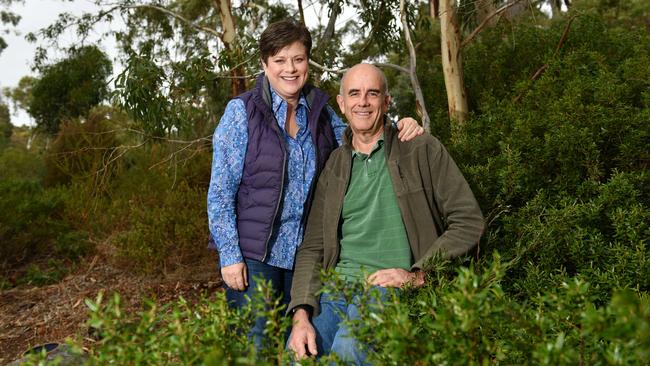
[0,250,220,365]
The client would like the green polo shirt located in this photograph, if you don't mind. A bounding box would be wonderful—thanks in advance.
[335,136,412,282]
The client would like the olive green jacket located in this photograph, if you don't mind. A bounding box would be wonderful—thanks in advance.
[288,123,484,316]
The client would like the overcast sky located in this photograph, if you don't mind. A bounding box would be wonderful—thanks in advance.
[0,0,121,126]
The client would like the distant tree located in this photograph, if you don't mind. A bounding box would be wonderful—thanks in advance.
[3,75,34,113]
[29,45,112,134]
[0,0,22,55]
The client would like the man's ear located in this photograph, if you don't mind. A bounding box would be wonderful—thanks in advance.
[336,94,345,113]
[383,95,392,112]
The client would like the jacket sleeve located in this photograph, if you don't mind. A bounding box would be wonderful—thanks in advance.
[412,139,484,269]
[287,159,330,316]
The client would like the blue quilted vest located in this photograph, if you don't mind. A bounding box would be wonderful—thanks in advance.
[233,75,336,262]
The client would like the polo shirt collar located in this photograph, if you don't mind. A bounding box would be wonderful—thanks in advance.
[352,134,385,158]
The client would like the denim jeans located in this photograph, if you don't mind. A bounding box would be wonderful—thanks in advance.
[311,286,393,366]
[225,258,293,350]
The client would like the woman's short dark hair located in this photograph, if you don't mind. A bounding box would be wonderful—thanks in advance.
[259,20,312,64]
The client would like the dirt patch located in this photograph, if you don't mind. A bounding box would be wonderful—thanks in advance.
[0,252,221,365]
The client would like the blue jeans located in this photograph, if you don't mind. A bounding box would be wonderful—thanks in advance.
[311,287,393,365]
[225,258,293,350]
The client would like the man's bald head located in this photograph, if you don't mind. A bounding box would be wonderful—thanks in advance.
[339,63,389,96]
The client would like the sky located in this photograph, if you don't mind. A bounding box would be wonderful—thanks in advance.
[0,0,121,126]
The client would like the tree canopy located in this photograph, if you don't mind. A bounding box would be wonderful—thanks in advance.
[28,45,112,134]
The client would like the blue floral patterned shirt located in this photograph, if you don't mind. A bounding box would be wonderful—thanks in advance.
[207,87,346,269]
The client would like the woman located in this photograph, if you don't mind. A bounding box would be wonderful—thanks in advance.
[207,19,422,346]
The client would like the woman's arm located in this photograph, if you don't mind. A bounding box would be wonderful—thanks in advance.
[207,99,249,269]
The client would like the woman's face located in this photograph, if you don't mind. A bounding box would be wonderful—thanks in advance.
[263,41,309,102]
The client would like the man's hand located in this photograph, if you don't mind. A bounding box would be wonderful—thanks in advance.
[220,262,248,291]
[367,268,425,288]
[288,308,318,359]
[396,118,424,142]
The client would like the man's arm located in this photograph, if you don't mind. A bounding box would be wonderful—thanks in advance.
[287,155,332,314]
[287,154,335,358]
[207,99,249,290]
[413,138,484,269]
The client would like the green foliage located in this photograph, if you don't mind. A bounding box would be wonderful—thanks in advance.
[107,146,211,274]
[78,280,297,365]
[0,0,22,55]
[43,107,121,187]
[0,101,12,147]
[29,45,112,134]
[327,257,650,365]
[3,75,35,114]
[0,180,92,276]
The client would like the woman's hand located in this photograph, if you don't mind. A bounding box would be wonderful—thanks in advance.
[396,118,424,141]
[221,262,248,291]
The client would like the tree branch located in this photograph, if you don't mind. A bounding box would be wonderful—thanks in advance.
[514,14,579,102]
[319,0,340,49]
[309,60,410,75]
[119,4,221,38]
[297,0,305,26]
[461,0,523,49]
[400,0,430,132]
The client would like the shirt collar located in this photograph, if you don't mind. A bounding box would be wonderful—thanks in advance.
[352,134,385,158]
[270,86,309,115]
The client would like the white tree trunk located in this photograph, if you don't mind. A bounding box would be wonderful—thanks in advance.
[439,0,468,124]
[213,0,246,96]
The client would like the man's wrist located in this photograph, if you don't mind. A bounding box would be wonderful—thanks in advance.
[291,305,312,320]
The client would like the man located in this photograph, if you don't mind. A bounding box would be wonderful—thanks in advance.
[286,64,484,364]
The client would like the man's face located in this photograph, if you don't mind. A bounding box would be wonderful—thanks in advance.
[336,64,391,135]
[262,41,309,102]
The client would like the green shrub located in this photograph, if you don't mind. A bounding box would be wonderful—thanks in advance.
[44,108,120,187]
[332,256,650,365]
[0,146,45,182]
[106,146,211,274]
[0,180,93,285]
[76,280,301,365]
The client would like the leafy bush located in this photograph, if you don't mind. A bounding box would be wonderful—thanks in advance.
[0,146,45,182]
[334,257,650,365]
[0,179,93,287]
[105,145,211,274]
[44,108,120,187]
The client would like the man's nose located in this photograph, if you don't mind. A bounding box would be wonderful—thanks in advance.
[359,94,370,105]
